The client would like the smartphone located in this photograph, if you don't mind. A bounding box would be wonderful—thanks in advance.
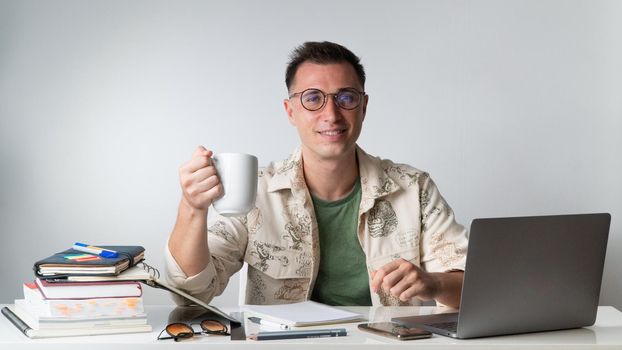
[358,322,432,340]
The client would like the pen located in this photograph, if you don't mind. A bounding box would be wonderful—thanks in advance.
[72,242,119,258]
[248,317,290,330]
[248,328,347,341]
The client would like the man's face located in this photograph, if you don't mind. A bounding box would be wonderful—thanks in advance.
[284,62,368,163]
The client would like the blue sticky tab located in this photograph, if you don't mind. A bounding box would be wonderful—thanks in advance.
[100,250,119,258]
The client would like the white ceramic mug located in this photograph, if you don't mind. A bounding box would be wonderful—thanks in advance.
[212,153,258,217]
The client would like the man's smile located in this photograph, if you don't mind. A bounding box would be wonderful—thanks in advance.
[317,128,347,136]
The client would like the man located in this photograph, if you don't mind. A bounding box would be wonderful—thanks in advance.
[165,41,468,307]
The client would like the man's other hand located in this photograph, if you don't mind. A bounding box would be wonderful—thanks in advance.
[370,258,440,302]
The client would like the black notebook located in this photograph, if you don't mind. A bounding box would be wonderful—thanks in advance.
[33,245,145,278]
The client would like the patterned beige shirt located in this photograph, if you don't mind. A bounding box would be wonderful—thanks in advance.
[164,146,468,306]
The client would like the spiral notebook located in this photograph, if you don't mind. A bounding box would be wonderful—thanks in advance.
[244,301,363,327]
[50,263,239,323]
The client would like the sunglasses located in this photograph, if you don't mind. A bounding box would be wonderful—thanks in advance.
[157,319,230,341]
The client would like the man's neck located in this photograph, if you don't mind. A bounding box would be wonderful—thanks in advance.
[302,148,359,202]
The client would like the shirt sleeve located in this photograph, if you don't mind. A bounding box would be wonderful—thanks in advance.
[418,173,468,273]
[163,213,249,305]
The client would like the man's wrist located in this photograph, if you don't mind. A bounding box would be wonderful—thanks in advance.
[179,196,209,217]
[432,271,463,308]
[429,272,444,299]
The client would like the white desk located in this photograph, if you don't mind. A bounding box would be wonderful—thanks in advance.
[2,305,622,349]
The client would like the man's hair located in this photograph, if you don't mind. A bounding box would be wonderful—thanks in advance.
[285,41,366,92]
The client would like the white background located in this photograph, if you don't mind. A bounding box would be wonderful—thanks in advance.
[1,0,620,309]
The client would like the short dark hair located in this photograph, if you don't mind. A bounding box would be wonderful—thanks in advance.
[285,41,366,92]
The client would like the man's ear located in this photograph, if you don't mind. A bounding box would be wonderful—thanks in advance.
[361,94,369,122]
[284,99,296,126]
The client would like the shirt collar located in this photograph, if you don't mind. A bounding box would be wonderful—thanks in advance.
[267,145,401,202]
[266,146,305,193]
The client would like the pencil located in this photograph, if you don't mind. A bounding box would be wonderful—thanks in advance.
[248,328,347,340]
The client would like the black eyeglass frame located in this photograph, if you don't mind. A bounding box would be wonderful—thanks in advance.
[157,319,231,342]
[288,87,366,111]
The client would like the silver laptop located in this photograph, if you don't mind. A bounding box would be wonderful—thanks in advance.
[392,213,610,339]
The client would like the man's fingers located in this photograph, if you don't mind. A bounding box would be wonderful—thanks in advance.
[180,158,210,187]
[370,259,403,293]
[372,259,426,298]
[370,270,385,293]
[192,145,211,158]
[178,146,221,211]
[187,174,220,198]
[398,284,424,302]
[389,274,423,301]
[381,264,414,291]
[184,148,215,173]
[203,183,223,201]
[189,166,218,185]
[186,180,223,206]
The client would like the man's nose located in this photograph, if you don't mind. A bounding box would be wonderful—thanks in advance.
[321,95,342,121]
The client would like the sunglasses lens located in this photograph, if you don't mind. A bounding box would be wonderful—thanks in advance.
[166,323,194,337]
[201,320,226,332]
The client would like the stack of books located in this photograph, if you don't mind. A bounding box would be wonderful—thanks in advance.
[2,245,153,338]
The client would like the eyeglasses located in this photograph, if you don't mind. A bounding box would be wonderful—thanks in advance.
[289,88,366,111]
[157,319,230,341]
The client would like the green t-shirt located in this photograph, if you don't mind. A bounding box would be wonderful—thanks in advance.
[310,179,371,306]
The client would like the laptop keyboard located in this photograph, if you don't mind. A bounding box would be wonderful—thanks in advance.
[429,322,458,333]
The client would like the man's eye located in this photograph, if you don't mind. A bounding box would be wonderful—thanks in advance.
[303,93,322,103]
[338,92,356,104]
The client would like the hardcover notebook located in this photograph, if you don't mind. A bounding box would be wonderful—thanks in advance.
[33,245,145,277]
[33,278,143,299]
